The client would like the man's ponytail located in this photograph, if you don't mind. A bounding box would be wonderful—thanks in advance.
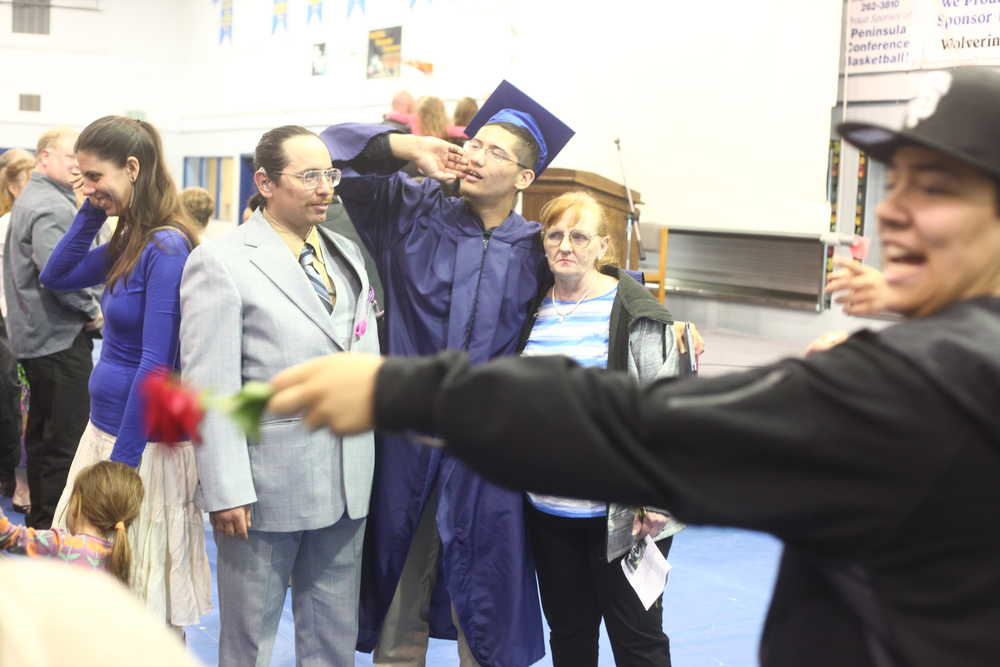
[246,192,266,213]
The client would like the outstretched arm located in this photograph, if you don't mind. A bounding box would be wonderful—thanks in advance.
[0,505,66,556]
[269,339,964,551]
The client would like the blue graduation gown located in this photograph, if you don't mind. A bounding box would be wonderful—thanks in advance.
[321,123,546,667]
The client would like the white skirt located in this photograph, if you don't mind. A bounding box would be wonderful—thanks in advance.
[53,422,213,627]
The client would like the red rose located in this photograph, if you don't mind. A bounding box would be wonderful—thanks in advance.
[141,368,205,444]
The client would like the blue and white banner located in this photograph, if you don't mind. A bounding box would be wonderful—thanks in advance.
[845,0,914,72]
[922,0,1000,66]
[847,0,1000,73]
[272,0,289,33]
[347,0,365,18]
[219,0,233,44]
[308,0,324,24]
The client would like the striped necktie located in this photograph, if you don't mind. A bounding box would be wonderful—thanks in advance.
[298,243,334,314]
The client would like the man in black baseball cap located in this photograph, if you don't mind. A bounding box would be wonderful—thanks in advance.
[837,66,1000,319]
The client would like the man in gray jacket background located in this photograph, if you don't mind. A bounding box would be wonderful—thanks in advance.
[2,127,101,528]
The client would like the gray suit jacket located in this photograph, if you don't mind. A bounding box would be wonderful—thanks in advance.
[3,172,100,358]
[180,212,377,532]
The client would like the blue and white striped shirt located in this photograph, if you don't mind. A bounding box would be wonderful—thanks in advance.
[522,286,617,518]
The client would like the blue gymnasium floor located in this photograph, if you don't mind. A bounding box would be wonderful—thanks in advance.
[1,494,781,666]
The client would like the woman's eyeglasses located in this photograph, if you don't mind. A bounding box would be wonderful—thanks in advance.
[544,230,595,248]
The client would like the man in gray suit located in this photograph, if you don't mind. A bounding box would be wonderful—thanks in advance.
[180,126,378,666]
[3,128,102,529]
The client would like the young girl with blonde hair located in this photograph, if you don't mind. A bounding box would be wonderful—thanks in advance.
[0,461,142,585]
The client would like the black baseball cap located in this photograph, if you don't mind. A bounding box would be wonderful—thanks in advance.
[838,66,1000,179]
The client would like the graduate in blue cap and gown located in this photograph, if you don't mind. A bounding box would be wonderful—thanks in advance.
[320,81,574,667]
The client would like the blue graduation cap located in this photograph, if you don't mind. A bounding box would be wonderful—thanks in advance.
[464,80,574,176]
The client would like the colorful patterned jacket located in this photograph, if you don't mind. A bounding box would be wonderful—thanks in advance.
[1,507,111,572]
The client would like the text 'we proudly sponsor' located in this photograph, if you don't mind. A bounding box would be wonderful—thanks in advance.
[925,0,1000,65]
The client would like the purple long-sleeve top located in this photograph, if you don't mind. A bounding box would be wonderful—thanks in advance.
[40,201,191,467]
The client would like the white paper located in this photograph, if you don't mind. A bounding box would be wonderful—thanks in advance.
[621,535,671,611]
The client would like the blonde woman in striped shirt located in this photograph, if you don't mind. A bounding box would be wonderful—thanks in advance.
[517,191,684,667]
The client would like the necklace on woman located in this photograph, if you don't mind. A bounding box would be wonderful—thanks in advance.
[550,284,591,322]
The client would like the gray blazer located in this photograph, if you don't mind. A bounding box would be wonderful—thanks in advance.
[180,212,377,532]
[2,172,100,358]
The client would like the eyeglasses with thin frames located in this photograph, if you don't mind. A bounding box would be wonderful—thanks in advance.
[544,229,596,248]
[267,167,342,190]
[462,140,531,169]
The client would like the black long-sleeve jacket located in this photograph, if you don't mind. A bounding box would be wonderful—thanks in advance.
[374,296,1000,667]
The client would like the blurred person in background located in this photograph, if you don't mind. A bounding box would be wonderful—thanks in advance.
[3,127,102,530]
[449,96,479,145]
[414,96,450,140]
[180,186,233,241]
[179,186,213,232]
[0,149,35,502]
[382,89,415,132]
[0,558,201,667]
[452,97,479,128]
[0,149,42,316]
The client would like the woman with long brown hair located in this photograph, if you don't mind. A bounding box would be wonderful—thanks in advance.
[39,116,210,630]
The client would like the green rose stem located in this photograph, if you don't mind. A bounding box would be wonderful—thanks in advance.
[203,381,274,441]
